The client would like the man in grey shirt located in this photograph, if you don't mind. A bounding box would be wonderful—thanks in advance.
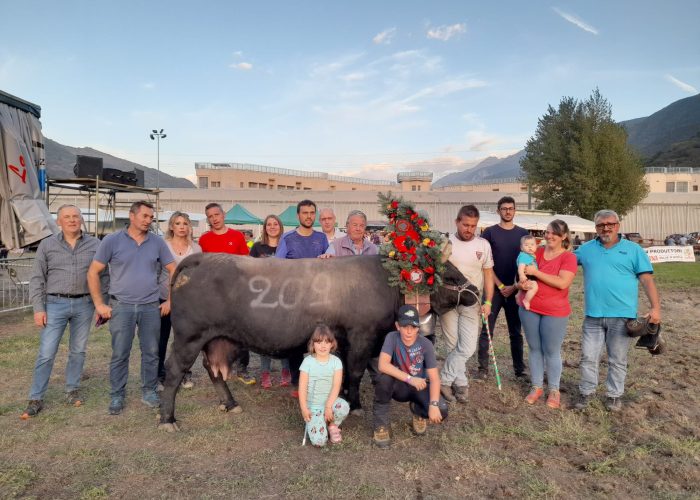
[22,205,100,419]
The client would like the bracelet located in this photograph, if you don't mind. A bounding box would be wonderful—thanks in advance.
[429,401,440,407]
[497,283,505,290]
[404,375,412,383]
[483,300,492,306]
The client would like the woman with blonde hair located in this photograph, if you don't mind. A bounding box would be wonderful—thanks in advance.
[158,211,202,389]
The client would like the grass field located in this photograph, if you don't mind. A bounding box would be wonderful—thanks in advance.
[0,263,698,499]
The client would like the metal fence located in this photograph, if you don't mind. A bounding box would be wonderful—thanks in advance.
[0,256,34,313]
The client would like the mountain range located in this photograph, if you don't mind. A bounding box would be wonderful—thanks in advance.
[433,93,700,187]
[44,138,195,188]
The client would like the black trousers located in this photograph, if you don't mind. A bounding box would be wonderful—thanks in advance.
[373,373,448,429]
[158,301,192,382]
[478,289,526,375]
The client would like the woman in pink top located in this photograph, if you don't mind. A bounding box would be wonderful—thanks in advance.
[518,220,577,409]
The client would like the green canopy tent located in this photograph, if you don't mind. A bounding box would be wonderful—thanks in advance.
[278,205,321,228]
[224,203,263,225]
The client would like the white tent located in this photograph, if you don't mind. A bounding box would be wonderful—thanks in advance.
[478,211,595,233]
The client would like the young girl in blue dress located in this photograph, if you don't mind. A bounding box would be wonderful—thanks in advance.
[298,324,349,446]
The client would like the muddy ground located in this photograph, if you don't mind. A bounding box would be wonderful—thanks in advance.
[0,273,698,499]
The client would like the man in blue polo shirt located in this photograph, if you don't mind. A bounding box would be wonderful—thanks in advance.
[88,201,176,415]
[574,209,661,412]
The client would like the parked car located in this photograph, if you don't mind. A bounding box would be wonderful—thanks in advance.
[665,234,684,245]
[687,232,699,245]
[622,232,644,244]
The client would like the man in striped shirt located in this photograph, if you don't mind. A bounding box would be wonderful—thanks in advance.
[22,205,101,419]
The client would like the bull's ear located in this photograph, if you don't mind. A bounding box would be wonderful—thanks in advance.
[439,240,452,264]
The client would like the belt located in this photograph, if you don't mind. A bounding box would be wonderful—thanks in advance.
[48,293,90,299]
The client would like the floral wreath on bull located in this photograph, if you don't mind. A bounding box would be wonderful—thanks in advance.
[378,192,446,314]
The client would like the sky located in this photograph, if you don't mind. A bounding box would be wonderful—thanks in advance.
[2,0,699,183]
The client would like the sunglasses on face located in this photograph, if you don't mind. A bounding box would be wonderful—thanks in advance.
[595,222,619,230]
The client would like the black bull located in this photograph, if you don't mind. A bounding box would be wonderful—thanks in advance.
[159,253,478,426]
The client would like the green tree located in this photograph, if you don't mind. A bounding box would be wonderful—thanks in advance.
[520,88,648,220]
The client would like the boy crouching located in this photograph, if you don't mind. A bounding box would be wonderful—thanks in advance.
[373,305,448,448]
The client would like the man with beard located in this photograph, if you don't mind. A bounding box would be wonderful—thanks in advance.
[275,200,329,396]
[477,196,529,380]
[439,205,494,404]
[574,209,661,412]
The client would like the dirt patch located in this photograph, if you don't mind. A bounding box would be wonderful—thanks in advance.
[0,284,698,499]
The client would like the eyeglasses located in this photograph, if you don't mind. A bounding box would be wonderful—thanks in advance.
[499,207,515,212]
[595,222,619,230]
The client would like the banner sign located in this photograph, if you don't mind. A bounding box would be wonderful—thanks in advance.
[644,246,696,263]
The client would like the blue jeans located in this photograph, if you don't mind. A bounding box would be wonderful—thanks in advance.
[579,317,632,398]
[29,295,95,400]
[109,299,161,398]
[519,308,568,390]
[260,356,290,372]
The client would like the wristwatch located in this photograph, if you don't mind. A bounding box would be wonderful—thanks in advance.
[429,400,440,407]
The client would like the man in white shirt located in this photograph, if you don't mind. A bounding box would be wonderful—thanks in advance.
[440,205,495,404]
[319,207,345,243]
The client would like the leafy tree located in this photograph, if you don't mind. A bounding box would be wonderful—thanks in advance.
[520,88,648,220]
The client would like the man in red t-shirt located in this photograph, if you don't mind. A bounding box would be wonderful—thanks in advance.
[199,203,253,383]
[199,203,249,255]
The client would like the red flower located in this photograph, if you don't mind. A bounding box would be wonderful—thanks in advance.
[391,200,399,209]
[408,246,416,255]
[427,276,434,285]
[394,236,407,253]
[425,266,435,274]
[410,213,418,220]
[405,229,420,242]
[428,240,436,247]
[417,218,425,226]
[409,255,417,263]
[400,269,411,281]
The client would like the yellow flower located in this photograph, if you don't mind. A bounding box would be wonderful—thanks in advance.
[389,250,396,258]
[421,224,429,231]
[422,238,431,246]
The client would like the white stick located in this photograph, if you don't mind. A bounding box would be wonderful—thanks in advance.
[302,428,307,446]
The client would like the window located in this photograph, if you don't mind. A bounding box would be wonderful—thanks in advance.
[259,183,267,189]
[417,185,421,191]
[240,182,244,188]
[211,181,220,188]
[198,177,209,189]
[693,185,698,192]
[412,185,417,191]
[677,182,688,192]
[303,187,311,190]
[248,182,258,188]
[666,182,675,192]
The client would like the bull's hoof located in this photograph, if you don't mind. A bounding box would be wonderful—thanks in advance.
[218,403,243,414]
[350,408,364,417]
[158,422,180,432]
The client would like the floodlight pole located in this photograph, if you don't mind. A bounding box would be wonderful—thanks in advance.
[149,129,167,232]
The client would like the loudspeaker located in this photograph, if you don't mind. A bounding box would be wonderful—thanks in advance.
[103,167,137,186]
[74,155,103,178]
[133,168,144,187]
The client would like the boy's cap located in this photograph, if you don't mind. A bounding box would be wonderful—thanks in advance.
[397,305,420,327]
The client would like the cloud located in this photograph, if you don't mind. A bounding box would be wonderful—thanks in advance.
[401,78,487,104]
[373,27,397,45]
[340,155,482,181]
[142,82,156,90]
[231,62,253,70]
[233,51,243,57]
[665,74,698,94]
[552,7,599,35]
[426,23,466,41]
[310,52,365,78]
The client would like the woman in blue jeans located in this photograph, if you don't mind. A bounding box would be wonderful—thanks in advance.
[517,220,577,409]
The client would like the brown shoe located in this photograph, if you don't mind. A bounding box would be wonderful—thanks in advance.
[412,415,427,436]
[66,390,83,407]
[373,426,391,448]
[440,385,455,402]
[546,390,560,409]
[20,400,43,420]
[525,386,544,405]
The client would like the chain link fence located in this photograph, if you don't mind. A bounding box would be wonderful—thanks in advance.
[0,256,34,313]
